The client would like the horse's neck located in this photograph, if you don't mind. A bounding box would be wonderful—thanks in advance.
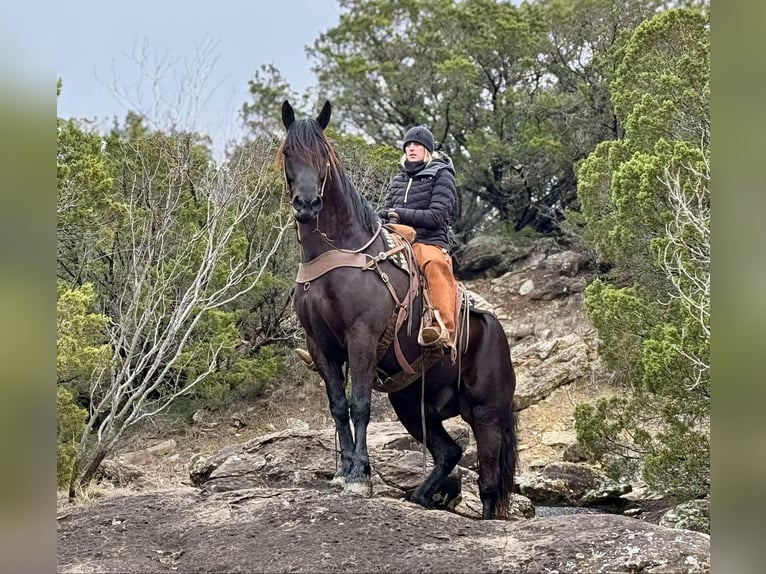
[298,180,376,261]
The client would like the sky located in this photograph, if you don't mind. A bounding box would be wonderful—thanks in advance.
[57,0,342,153]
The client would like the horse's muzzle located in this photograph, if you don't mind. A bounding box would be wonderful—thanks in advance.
[292,195,323,223]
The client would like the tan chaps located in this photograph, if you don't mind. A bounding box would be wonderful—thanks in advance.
[411,243,457,337]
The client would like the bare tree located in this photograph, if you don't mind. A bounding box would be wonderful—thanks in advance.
[68,136,290,498]
[660,138,710,391]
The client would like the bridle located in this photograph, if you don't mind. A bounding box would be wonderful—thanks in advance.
[283,159,329,234]
[284,157,383,254]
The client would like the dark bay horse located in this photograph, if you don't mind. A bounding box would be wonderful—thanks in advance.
[278,100,517,519]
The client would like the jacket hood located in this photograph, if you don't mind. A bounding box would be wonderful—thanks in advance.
[401,153,455,177]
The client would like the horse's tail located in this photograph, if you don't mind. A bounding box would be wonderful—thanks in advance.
[494,406,518,519]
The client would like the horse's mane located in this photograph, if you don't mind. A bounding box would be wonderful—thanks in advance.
[276,119,378,234]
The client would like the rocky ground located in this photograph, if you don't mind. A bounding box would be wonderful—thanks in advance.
[57,238,711,573]
[57,485,709,574]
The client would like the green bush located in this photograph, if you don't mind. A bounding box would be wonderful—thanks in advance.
[57,387,87,489]
[574,9,709,499]
[176,310,285,408]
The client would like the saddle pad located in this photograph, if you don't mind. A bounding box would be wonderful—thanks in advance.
[464,287,497,316]
[380,227,412,275]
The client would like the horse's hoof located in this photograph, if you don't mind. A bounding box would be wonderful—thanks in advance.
[329,475,346,487]
[409,492,430,509]
[343,480,372,497]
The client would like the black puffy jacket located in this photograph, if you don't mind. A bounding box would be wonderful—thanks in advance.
[380,155,456,250]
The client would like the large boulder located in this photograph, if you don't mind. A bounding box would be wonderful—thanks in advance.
[57,486,711,573]
[518,461,632,506]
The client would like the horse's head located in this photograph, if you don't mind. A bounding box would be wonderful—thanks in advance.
[280,100,333,224]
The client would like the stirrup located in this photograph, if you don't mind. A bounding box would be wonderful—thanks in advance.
[294,348,316,371]
[419,309,450,348]
[419,325,447,347]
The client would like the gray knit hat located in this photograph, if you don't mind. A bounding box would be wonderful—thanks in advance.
[402,126,434,154]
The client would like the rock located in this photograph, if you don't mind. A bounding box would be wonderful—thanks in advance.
[191,409,209,424]
[660,498,710,534]
[118,439,177,465]
[285,417,309,430]
[542,249,592,277]
[230,413,248,428]
[57,487,710,573]
[518,461,631,506]
[96,459,145,487]
[518,278,534,296]
[512,334,591,409]
[541,430,576,447]
[562,441,589,462]
[457,236,534,278]
[189,428,337,489]
[209,452,268,479]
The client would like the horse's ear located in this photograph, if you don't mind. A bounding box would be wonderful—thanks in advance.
[282,100,295,130]
[316,100,332,130]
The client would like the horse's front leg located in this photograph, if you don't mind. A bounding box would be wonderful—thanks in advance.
[343,339,377,496]
[308,340,354,485]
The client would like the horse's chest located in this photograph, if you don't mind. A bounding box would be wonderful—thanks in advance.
[292,271,389,332]
[293,280,349,327]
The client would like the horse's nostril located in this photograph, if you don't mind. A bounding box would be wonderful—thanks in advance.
[292,196,304,210]
[311,197,322,209]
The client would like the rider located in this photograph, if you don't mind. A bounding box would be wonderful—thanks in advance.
[379,125,457,347]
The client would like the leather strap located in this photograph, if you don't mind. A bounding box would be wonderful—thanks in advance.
[295,251,369,283]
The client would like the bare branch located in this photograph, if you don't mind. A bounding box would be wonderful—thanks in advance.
[659,132,710,389]
[73,137,288,490]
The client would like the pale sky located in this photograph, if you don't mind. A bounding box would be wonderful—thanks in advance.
[57,0,342,150]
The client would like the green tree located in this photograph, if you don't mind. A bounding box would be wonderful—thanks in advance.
[57,114,117,289]
[327,130,401,207]
[574,8,709,499]
[241,64,311,139]
[56,282,109,487]
[308,0,663,236]
[57,387,88,489]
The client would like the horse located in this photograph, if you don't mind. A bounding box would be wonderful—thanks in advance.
[278,100,518,519]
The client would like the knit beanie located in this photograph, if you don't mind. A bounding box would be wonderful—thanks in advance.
[402,126,434,154]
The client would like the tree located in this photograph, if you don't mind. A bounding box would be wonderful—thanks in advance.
[241,64,312,139]
[574,8,709,498]
[57,114,294,496]
[308,0,663,236]
[56,282,109,487]
[327,130,402,208]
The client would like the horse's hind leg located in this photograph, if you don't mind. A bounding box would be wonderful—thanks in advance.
[390,392,463,509]
[470,415,504,519]
[471,404,518,520]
